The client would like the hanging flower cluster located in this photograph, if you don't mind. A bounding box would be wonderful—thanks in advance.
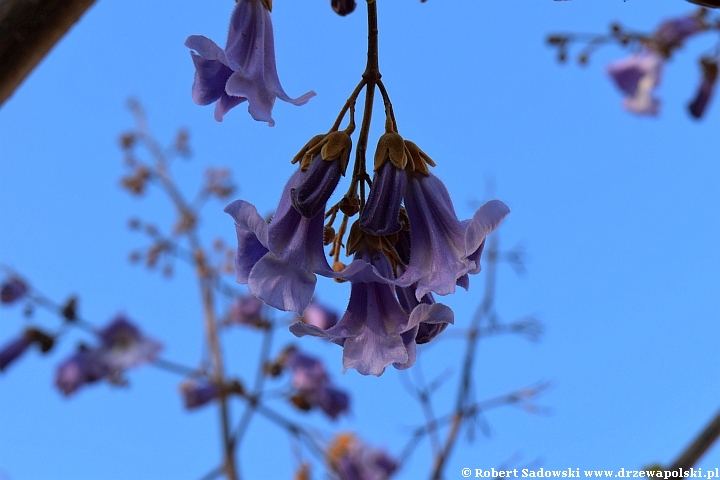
[225,125,508,375]
[606,13,705,116]
[187,1,509,375]
[549,9,720,118]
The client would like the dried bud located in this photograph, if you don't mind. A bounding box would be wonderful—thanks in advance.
[174,210,197,234]
[120,165,151,195]
[290,394,313,411]
[323,225,336,245]
[546,35,566,45]
[26,328,55,353]
[119,133,136,150]
[127,218,141,230]
[205,168,236,199]
[331,0,356,16]
[263,361,283,377]
[61,296,78,322]
[175,129,190,155]
[338,196,359,216]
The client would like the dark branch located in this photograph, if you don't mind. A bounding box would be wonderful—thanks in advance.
[0,0,97,106]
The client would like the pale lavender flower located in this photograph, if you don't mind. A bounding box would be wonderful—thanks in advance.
[291,242,454,376]
[226,295,266,328]
[185,0,315,126]
[301,299,338,330]
[225,169,335,314]
[0,277,27,304]
[283,348,349,419]
[55,347,109,396]
[97,315,162,372]
[397,172,510,300]
[327,434,398,480]
[0,334,33,372]
[180,380,220,410]
[606,49,663,115]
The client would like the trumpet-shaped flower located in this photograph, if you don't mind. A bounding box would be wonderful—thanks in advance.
[398,172,510,300]
[186,0,315,125]
[225,169,336,314]
[606,49,663,115]
[291,238,454,376]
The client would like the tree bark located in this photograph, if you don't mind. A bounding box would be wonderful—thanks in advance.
[0,0,96,107]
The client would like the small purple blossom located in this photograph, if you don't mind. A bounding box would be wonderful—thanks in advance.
[301,299,338,330]
[180,380,220,410]
[653,15,703,51]
[606,49,664,116]
[226,295,267,328]
[98,315,162,372]
[327,434,398,480]
[1,277,28,304]
[55,347,109,396]
[185,0,315,126]
[283,348,350,419]
[689,58,718,119]
[0,334,33,372]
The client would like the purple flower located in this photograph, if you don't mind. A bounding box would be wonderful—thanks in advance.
[397,171,510,300]
[301,299,338,330]
[180,380,220,410]
[1,277,28,304]
[226,295,267,328]
[360,160,407,236]
[225,169,335,314]
[55,347,109,396]
[291,234,455,376]
[606,49,664,115]
[327,434,398,480]
[97,315,162,372]
[283,347,350,419]
[689,58,718,119]
[653,15,703,52]
[185,0,315,126]
[0,334,33,372]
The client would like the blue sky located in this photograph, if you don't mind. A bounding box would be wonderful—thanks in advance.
[0,1,719,479]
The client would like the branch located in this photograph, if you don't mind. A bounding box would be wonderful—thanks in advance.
[0,0,97,107]
[668,407,720,470]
